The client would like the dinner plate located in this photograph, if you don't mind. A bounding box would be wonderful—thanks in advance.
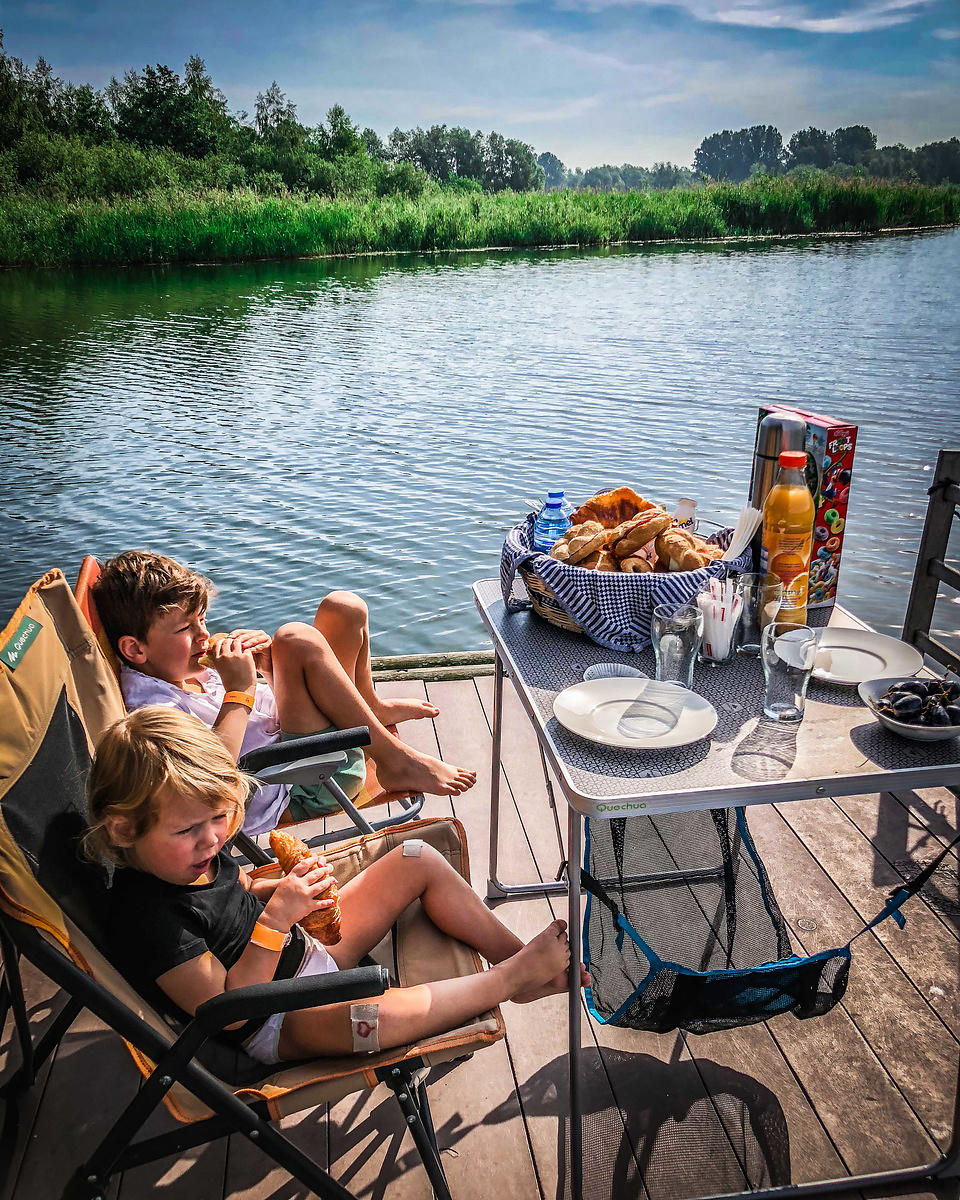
[812,628,924,686]
[553,678,718,750]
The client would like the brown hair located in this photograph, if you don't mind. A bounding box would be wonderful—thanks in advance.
[85,706,250,866]
[92,551,214,662]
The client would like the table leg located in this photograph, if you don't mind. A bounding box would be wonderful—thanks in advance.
[568,806,583,1200]
[486,651,571,907]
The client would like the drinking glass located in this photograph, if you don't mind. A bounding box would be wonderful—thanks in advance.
[760,621,819,721]
[736,575,784,658]
[696,579,744,666]
[651,602,704,689]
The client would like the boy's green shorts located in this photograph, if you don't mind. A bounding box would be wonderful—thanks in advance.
[280,728,367,820]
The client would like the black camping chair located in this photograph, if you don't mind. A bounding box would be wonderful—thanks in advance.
[0,572,504,1200]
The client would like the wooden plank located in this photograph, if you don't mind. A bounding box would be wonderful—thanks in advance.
[475,674,757,1199]
[746,802,945,1165]
[780,794,960,1030]
[1,958,63,1200]
[9,1011,137,1200]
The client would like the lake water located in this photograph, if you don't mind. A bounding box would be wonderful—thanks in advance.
[2,230,959,657]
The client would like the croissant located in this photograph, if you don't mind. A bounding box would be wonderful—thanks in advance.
[569,487,656,529]
[268,829,342,945]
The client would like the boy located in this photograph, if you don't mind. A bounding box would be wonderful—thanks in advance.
[92,551,476,834]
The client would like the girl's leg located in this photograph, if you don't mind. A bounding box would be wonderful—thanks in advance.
[328,844,589,1002]
[330,844,524,970]
[312,592,438,725]
[278,921,570,1059]
[270,622,475,797]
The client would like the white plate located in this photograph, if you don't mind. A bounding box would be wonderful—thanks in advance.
[812,628,924,686]
[553,678,718,750]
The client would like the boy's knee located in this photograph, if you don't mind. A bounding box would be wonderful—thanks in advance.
[272,622,332,661]
[318,591,367,628]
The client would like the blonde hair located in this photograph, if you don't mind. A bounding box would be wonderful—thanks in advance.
[86,706,252,865]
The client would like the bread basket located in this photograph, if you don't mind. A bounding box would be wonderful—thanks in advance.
[502,516,751,653]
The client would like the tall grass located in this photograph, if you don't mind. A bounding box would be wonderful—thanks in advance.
[1,176,957,267]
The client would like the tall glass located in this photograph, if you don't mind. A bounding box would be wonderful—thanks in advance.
[761,621,818,721]
[736,574,784,658]
[652,602,704,689]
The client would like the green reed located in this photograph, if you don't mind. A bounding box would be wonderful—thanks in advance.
[1,177,957,267]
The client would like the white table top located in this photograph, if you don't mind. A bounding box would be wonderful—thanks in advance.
[474,577,960,817]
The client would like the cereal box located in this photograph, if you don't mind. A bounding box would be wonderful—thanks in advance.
[755,403,858,611]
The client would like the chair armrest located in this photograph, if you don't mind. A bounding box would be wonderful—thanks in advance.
[192,964,390,1034]
[254,751,347,787]
[239,726,370,774]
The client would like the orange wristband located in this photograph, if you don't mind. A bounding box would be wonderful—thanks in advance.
[249,921,287,952]
[222,691,255,710]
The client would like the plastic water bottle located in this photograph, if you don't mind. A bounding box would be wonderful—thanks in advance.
[533,490,572,552]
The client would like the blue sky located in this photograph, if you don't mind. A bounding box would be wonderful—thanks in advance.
[3,0,959,167]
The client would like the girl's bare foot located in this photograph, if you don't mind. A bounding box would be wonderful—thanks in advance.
[514,962,592,1004]
[497,920,571,1002]
[375,746,476,797]
[372,696,440,725]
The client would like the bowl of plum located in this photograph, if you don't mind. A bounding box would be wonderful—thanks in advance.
[858,676,960,742]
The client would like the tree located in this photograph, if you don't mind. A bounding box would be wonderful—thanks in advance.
[362,126,385,160]
[254,81,302,145]
[786,127,833,169]
[831,125,876,167]
[503,137,543,191]
[694,125,784,181]
[537,150,565,189]
[322,104,363,158]
[448,127,485,182]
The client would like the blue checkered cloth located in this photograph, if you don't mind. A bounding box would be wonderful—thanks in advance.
[501,514,751,653]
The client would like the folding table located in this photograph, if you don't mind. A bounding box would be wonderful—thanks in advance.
[473,577,960,1200]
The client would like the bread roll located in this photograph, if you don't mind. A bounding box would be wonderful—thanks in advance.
[268,829,342,945]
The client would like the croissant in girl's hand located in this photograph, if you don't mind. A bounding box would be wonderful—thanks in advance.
[269,829,342,945]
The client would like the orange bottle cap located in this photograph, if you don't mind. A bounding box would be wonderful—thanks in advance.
[778,451,806,468]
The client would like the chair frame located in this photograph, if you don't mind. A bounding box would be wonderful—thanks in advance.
[0,912,454,1200]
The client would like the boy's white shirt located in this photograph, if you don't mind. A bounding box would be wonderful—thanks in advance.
[119,664,289,835]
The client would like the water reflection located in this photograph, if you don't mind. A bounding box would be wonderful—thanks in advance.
[2,231,958,655]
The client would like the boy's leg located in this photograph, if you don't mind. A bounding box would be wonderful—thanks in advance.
[312,592,439,726]
[270,623,476,797]
[278,921,571,1059]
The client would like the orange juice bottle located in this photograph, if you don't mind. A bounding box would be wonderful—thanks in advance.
[761,450,816,625]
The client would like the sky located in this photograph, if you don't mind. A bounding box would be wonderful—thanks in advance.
[2,0,959,168]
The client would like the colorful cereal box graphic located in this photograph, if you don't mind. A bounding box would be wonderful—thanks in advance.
[755,403,858,611]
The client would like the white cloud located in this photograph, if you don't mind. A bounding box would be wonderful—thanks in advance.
[560,0,939,35]
[933,27,960,39]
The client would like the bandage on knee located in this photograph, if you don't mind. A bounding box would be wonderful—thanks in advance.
[401,839,423,857]
[350,1002,380,1053]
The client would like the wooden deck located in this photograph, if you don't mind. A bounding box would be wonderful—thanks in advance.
[3,653,960,1200]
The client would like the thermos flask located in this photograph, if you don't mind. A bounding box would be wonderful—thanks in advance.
[749,411,807,570]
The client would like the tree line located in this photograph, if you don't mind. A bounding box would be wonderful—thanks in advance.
[690,123,960,185]
[1,32,957,205]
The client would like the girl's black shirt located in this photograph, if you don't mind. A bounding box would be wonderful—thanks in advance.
[107,851,305,1044]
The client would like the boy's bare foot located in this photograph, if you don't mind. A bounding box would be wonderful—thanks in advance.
[375,746,477,797]
[498,920,571,1003]
[372,697,440,726]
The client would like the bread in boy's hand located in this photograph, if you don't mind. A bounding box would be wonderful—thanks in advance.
[268,829,342,945]
[197,632,228,670]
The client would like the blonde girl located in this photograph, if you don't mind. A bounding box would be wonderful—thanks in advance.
[87,707,582,1065]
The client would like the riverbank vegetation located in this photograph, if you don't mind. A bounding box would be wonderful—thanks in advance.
[3,176,957,267]
[1,32,958,267]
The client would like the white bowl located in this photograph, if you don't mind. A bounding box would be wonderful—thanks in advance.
[857,677,960,742]
[583,662,647,682]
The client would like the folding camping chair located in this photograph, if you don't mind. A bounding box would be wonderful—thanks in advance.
[0,571,505,1199]
[73,556,426,853]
